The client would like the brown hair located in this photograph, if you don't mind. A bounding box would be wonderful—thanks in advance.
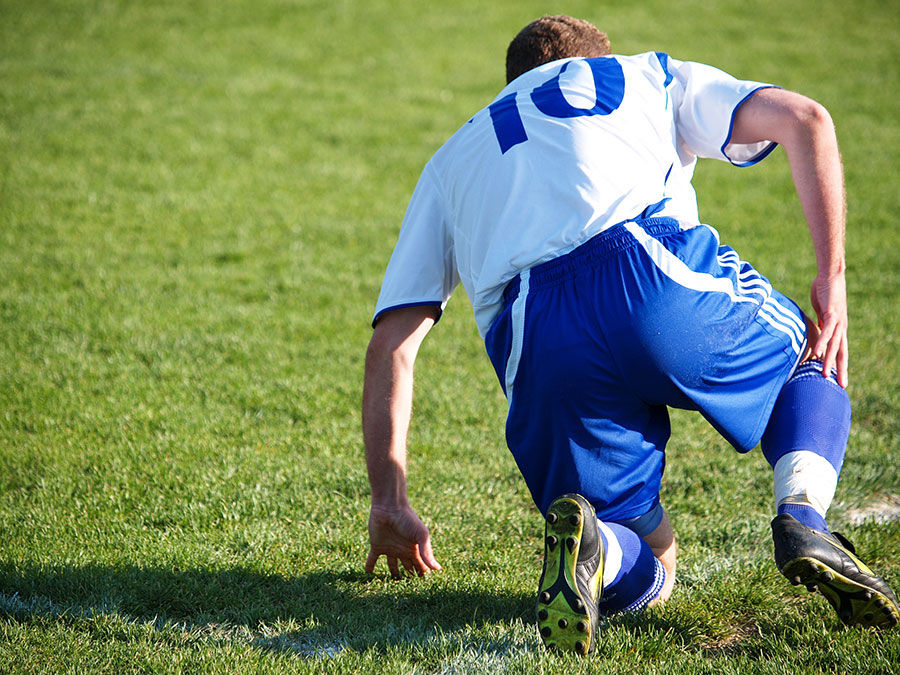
[506,15,611,84]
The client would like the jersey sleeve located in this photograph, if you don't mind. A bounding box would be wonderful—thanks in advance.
[664,56,778,166]
[372,162,459,326]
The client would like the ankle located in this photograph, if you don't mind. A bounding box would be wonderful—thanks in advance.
[778,502,828,532]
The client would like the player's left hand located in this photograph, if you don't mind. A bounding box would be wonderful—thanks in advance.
[810,271,849,388]
[365,503,441,578]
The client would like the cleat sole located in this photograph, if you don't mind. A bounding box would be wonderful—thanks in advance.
[781,557,900,629]
[536,496,600,654]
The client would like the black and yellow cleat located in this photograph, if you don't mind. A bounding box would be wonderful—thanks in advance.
[772,513,899,629]
[536,494,604,655]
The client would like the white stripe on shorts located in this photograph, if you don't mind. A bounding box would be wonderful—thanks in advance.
[718,250,806,342]
[624,221,802,355]
[504,269,530,405]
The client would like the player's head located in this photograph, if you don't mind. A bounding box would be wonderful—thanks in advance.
[506,15,611,84]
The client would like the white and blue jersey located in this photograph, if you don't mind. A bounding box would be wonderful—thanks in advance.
[373,52,808,523]
[374,52,777,337]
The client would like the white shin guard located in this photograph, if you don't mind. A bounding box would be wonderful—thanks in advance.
[772,450,838,517]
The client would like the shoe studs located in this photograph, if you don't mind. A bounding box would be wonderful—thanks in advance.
[538,495,600,655]
[775,515,900,631]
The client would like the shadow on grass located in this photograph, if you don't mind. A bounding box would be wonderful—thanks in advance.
[0,561,533,655]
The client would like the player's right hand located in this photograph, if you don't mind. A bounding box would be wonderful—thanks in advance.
[810,271,849,388]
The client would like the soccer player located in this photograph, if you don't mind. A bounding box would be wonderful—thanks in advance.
[362,15,899,654]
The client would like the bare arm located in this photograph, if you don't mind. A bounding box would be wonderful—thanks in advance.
[731,87,848,386]
[362,305,442,576]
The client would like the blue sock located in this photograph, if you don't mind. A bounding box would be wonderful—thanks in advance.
[778,503,828,531]
[596,520,665,615]
[761,360,851,533]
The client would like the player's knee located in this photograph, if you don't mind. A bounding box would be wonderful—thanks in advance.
[642,508,676,562]
[647,523,676,605]
[653,549,676,604]
[598,518,670,615]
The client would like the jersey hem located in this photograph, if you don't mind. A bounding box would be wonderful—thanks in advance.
[722,85,782,166]
[372,301,443,328]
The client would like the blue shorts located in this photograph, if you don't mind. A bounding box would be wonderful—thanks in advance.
[484,217,807,523]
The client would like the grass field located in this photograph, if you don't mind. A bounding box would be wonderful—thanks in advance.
[2,0,899,672]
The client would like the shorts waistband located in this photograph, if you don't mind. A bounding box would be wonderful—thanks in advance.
[503,217,682,302]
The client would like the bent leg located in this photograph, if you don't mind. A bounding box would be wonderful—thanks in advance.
[762,316,849,532]
[761,356,850,531]
[596,519,668,615]
[764,318,899,627]
[608,502,676,605]
[484,254,670,521]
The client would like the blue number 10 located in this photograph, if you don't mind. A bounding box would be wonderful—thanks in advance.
[488,57,626,154]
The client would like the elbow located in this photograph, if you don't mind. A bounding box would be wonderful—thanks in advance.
[794,98,834,134]
[780,94,836,146]
[763,93,838,157]
[732,88,835,148]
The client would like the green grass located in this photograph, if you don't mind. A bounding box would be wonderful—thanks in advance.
[2,0,899,672]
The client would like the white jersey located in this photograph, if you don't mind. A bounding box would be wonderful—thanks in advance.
[374,52,777,337]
